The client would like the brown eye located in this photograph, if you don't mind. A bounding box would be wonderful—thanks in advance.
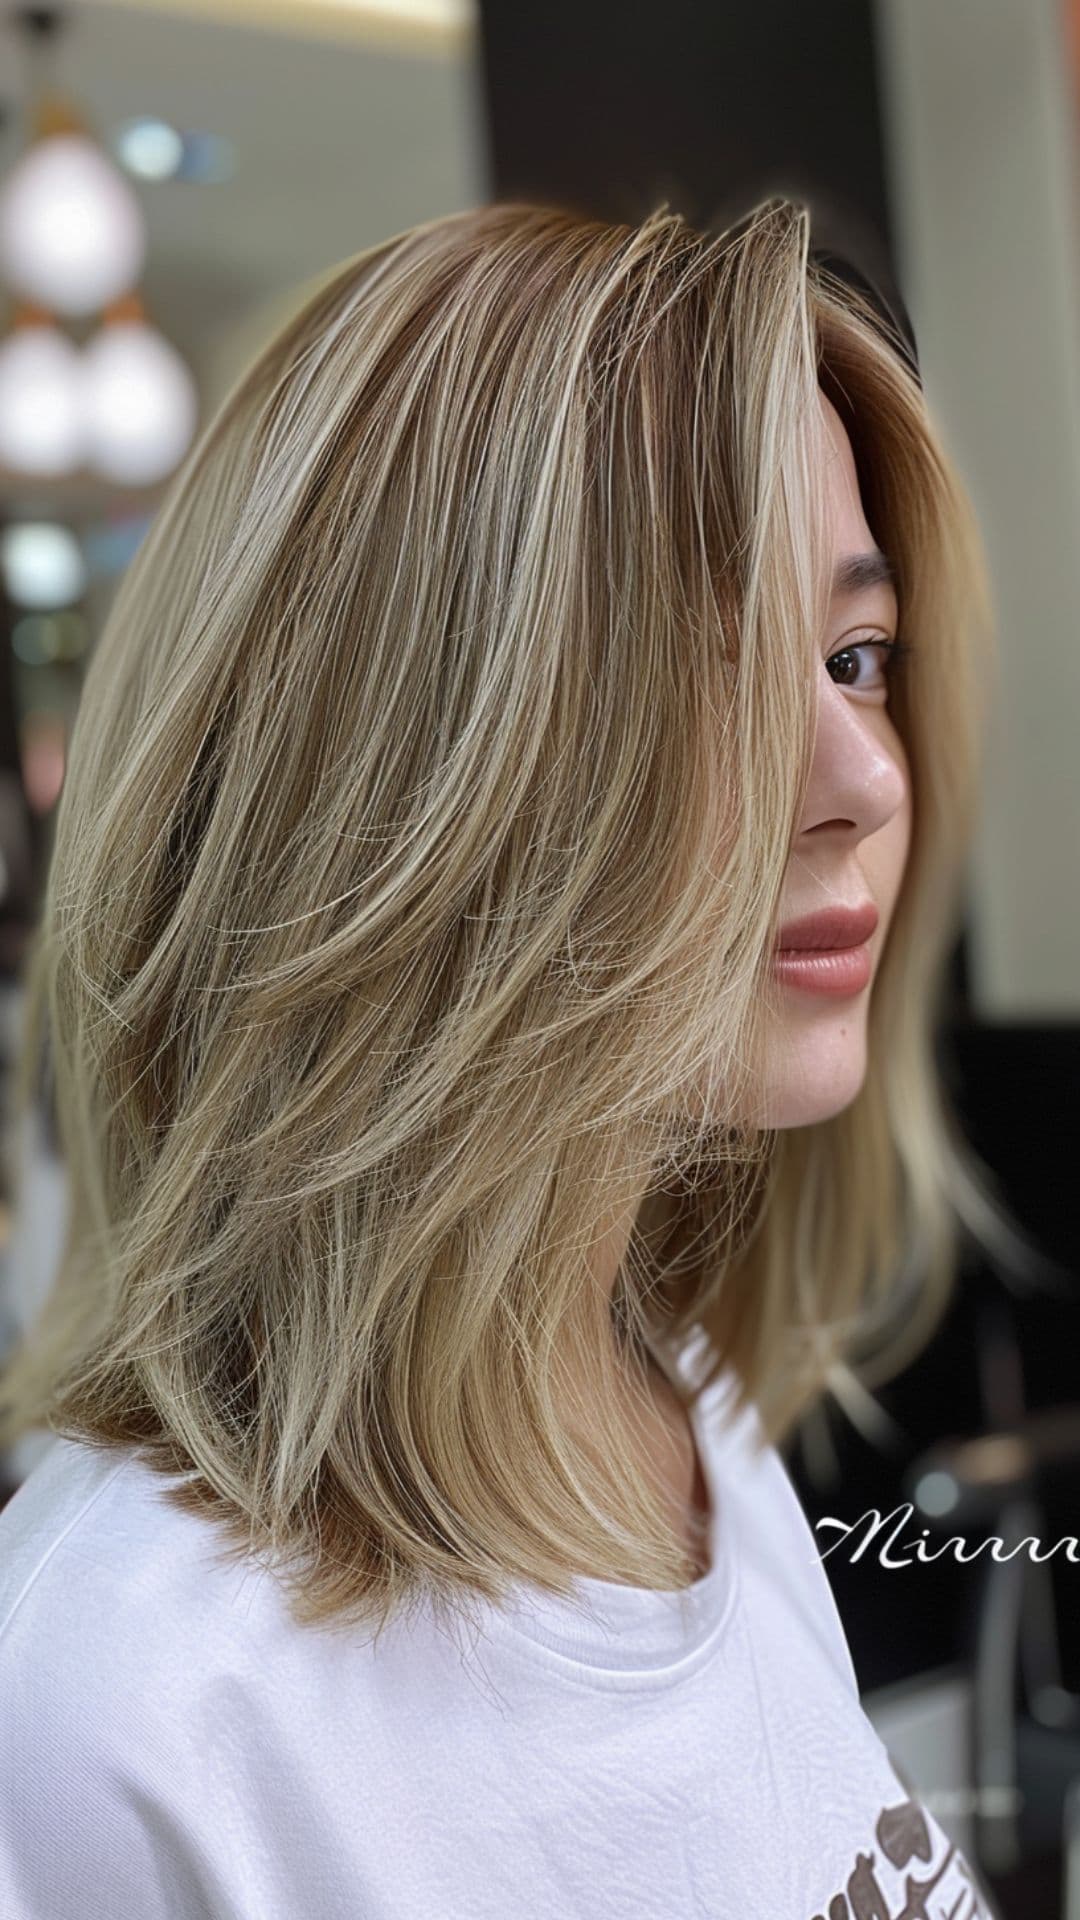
[826,637,914,691]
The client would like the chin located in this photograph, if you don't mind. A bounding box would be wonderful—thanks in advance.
[765,1052,869,1129]
[712,1046,869,1132]
[680,1010,871,1131]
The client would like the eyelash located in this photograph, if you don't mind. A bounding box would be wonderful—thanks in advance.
[827,635,915,689]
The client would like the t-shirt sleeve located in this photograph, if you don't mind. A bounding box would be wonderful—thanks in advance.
[0,1577,229,1920]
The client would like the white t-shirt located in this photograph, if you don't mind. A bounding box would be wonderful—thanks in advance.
[0,1326,995,1918]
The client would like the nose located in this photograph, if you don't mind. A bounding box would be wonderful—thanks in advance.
[797,681,909,843]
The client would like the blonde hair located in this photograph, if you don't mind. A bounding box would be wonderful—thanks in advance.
[0,194,1042,1638]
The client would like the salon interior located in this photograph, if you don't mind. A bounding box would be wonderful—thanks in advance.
[0,1,1077,1913]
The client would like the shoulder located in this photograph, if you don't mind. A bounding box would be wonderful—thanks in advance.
[0,1434,265,1653]
[679,1350,862,1702]
[0,1435,272,1739]
[0,1433,313,1795]
[0,1438,274,1916]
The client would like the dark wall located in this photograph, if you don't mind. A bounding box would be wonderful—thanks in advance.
[476,0,907,336]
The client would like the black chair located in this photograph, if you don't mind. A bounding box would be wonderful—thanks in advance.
[905,1312,1080,1913]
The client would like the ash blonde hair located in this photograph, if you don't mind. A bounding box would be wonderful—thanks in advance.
[0,195,1040,1637]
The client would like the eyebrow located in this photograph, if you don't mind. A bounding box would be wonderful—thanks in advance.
[831,549,897,599]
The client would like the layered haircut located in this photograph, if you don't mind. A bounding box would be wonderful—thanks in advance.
[0,195,1041,1637]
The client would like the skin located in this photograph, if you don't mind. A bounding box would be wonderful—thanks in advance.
[743,385,911,1128]
[596,386,913,1577]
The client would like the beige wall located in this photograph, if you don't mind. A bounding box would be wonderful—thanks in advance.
[878,0,1080,1016]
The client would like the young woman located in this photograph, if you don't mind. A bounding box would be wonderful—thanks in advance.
[0,195,1026,1916]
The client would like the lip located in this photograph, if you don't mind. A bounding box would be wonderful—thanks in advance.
[774,902,879,953]
[772,943,873,996]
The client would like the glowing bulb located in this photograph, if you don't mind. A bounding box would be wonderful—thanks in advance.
[0,133,146,316]
[81,320,198,486]
[0,323,85,474]
[1,522,87,611]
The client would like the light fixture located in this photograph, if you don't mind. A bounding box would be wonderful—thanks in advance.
[113,117,185,184]
[0,520,87,610]
[0,93,146,318]
[0,298,85,474]
[81,291,198,487]
[0,7,200,489]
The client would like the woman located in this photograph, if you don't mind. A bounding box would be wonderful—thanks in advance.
[0,195,1025,1915]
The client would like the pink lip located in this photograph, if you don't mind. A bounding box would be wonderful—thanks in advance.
[772,943,873,996]
[774,902,879,953]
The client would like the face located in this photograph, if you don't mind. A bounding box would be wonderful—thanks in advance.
[745,386,912,1129]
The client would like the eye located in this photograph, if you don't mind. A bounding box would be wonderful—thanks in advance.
[826,634,914,693]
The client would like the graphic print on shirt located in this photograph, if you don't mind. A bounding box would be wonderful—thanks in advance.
[809,1794,990,1919]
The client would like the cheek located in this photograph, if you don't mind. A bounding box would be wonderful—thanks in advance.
[892,735,914,864]
[871,775,913,919]
[881,715,912,846]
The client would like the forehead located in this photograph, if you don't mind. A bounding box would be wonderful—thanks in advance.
[816,388,895,599]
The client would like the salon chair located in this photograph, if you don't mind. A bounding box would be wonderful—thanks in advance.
[905,1363,1080,1915]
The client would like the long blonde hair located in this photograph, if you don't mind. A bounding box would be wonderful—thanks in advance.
[0,195,1041,1637]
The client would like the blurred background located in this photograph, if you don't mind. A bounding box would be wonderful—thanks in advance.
[0,0,1077,1911]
